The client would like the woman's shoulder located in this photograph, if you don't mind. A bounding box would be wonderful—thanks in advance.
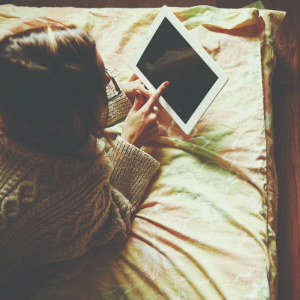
[0,135,113,186]
[0,135,113,239]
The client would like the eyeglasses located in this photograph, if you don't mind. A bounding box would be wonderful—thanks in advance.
[105,68,121,102]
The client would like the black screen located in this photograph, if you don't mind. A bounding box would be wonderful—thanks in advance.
[137,17,218,124]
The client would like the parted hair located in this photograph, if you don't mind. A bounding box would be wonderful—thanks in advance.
[0,25,109,156]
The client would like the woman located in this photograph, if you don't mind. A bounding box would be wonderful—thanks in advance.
[0,24,169,299]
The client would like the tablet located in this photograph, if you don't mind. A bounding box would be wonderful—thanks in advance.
[129,5,229,135]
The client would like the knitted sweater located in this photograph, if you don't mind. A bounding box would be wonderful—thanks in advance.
[0,67,160,298]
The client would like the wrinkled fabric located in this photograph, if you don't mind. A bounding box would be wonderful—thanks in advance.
[0,2,285,300]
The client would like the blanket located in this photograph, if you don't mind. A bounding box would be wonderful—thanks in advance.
[0,2,285,299]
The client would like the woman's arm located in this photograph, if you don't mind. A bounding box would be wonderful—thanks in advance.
[104,80,169,210]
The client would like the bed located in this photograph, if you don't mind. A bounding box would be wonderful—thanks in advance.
[0,1,285,299]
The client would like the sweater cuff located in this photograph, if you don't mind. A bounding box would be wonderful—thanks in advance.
[105,66,132,127]
[108,136,160,212]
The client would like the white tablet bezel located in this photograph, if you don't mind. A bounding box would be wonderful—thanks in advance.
[129,5,228,135]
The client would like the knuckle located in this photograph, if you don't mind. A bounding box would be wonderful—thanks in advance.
[142,112,147,120]
[152,93,159,100]
[149,114,156,122]
[150,112,156,119]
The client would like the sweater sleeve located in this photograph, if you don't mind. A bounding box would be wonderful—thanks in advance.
[107,136,160,213]
[105,66,132,127]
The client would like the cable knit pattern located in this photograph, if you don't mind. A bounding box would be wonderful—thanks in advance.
[0,67,160,299]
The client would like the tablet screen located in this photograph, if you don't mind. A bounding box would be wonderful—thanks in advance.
[137,17,218,124]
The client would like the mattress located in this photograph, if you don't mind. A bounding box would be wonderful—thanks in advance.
[0,2,285,299]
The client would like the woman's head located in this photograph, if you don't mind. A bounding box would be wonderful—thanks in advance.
[0,25,110,155]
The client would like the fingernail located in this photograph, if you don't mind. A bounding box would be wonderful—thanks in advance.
[164,81,170,87]
[135,90,139,97]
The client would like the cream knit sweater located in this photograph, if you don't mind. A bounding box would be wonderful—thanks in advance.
[0,67,160,298]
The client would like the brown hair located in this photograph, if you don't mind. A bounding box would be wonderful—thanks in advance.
[0,25,110,156]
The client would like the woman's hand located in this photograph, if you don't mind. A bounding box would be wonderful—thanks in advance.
[122,79,152,104]
[121,81,169,148]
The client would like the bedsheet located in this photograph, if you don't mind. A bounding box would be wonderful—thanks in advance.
[0,2,285,300]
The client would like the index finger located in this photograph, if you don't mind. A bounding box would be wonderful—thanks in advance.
[143,81,169,112]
